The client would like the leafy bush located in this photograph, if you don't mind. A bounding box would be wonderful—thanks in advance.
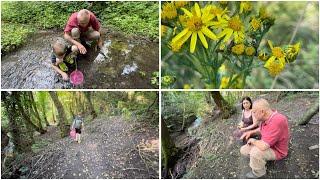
[1,23,35,53]
[98,2,159,39]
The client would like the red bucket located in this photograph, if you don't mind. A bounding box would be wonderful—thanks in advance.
[70,70,84,85]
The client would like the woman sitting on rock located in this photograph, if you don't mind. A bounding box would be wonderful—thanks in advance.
[233,96,259,143]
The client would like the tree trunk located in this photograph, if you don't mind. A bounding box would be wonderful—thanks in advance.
[2,92,24,153]
[21,92,47,133]
[297,102,319,125]
[147,92,159,112]
[84,92,97,119]
[211,91,234,119]
[49,92,69,138]
[161,118,177,177]
[37,92,50,127]
[16,96,47,134]
[51,103,56,124]
[29,92,45,130]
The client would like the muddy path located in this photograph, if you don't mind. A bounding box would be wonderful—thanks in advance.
[1,116,159,179]
[181,93,319,179]
[1,29,159,89]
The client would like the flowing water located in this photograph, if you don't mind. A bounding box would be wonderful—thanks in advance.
[1,30,159,89]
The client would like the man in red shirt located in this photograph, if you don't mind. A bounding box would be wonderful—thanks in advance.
[240,98,290,178]
[64,9,102,55]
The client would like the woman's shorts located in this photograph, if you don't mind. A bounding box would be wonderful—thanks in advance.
[75,128,82,134]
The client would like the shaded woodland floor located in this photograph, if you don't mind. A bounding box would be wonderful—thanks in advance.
[1,116,159,179]
[174,93,319,179]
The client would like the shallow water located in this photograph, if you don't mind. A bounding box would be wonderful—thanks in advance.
[1,30,159,89]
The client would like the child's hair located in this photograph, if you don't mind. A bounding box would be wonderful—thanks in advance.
[53,40,67,57]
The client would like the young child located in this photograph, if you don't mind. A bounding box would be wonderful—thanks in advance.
[71,114,84,143]
[51,38,79,81]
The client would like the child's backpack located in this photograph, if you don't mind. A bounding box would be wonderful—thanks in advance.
[74,117,83,129]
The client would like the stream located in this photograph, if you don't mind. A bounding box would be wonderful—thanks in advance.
[1,29,159,89]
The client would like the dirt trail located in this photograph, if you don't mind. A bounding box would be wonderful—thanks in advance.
[183,93,319,179]
[7,116,158,179]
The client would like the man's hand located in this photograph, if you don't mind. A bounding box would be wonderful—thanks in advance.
[61,72,69,81]
[240,131,251,141]
[77,43,87,54]
[247,138,256,145]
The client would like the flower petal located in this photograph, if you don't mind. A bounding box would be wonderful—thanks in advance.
[201,27,217,40]
[223,29,233,42]
[181,8,193,17]
[198,31,208,49]
[195,3,201,17]
[190,32,198,53]
[172,28,189,43]
[180,31,193,45]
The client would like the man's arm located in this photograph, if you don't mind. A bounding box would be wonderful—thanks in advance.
[240,128,261,140]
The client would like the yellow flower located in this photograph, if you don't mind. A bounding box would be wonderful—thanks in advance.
[258,51,269,61]
[245,46,255,56]
[161,25,168,37]
[202,5,228,20]
[232,44,245,55]
[268,40,285,62]
[178,14,188,27]
[172,3,218,53]
[240,1,252,14]
[250,17,261,31]
[161,3,177,20]
[183,84,191,89]
[215,15,245,43]
[220,76,230,89]
[285,42,301,63]
[174,1,188,8]
[264,57,285,77]
[264,40,286,76]
[162,75,175,85]
[259,7,274,21]
[169,41,183,52]
[218,64,227,73]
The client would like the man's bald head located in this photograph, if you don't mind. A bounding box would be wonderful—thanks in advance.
[253,99,271,112]
[77,9,90,27]
[252,98,273,122]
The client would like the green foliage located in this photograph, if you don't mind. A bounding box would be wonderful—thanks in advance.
[1,104,9,129]
[1,2,88,29]
[97,2,159,39]
[162,92,208,131]
[31,139,50,153]
[1,23,35,53]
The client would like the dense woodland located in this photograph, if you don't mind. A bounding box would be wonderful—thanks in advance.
[1,91,159,178]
